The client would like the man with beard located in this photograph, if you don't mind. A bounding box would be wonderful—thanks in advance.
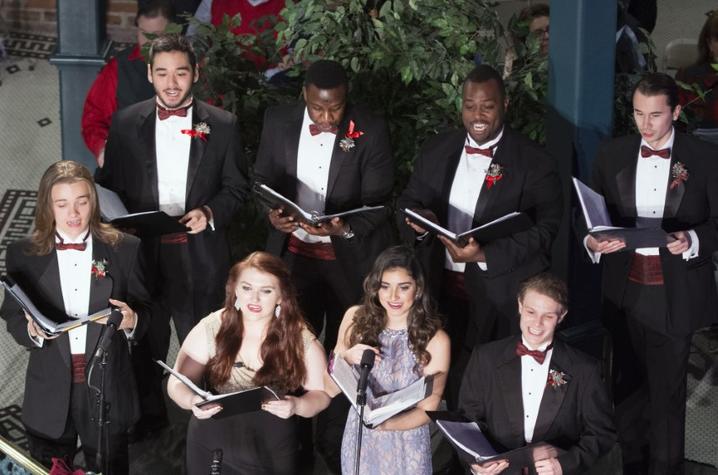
[96,33,247,438]
[397,64,562,410]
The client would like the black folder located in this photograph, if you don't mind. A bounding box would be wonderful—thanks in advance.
[96,184,187,236]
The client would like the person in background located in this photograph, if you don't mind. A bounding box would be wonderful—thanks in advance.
[1,161,152,474]
[81,0,173,167]
[167,252,330,474]
[676,10,718,129]
[330,246,450,475]
[459,273,616,475]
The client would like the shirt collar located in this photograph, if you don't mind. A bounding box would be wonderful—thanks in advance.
[640,127,675,152]
[55,228,92,245]
[466,127,504,150]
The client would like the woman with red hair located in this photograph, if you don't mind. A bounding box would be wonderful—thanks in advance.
[167,251,330,474]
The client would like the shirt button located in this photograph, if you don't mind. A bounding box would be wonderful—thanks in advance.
[74,288,78,291]
[652,211,656,214]
[528,392,532,395]
[654,188,657,191]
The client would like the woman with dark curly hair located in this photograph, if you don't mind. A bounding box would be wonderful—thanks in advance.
[167,251,330,474]
[333,246,450,474]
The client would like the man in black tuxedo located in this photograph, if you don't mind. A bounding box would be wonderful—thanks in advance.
[459,273,616,475]
[1,161,152,474]
[584,73,718,474]
[96,33,247,436]
[397,64,562,408]
[253,59,394,473]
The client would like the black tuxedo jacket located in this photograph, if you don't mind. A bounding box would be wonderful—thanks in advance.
[97,98,248,312]
[397,127,562,328]
[254,103,395,287]
[0,235,151,439]
[459,337,616,475]
[591,133,718,334]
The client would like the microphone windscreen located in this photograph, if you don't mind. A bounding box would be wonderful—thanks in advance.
[108,309,124,328]
[360,349,375,369]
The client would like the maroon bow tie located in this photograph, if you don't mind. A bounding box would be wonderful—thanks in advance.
[465,145,493,158]
[640,145,671,159]
[309,124,338,136]
[55,231,89,251]
[515,341,553,364]
[157,104,190,121]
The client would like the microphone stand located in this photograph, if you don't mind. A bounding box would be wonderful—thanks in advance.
[354,386,367,475]
[90,350,110,475]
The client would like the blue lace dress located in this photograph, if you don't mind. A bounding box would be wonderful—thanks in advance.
[340,328,432,474]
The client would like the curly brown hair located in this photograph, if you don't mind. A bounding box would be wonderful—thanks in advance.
[347,246,442,366]
[206,252,309,392]
[29,160,123,256]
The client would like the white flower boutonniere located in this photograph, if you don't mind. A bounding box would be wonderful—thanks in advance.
[181,122,211,141]
[91,259,108,280]
[670,162,688,190]
[547,369,568,389]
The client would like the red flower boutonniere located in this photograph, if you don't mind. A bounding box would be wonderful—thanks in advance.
[485,163,504,189]
[547,369,568,389]
[181,122,211,141]
[339,120,364,152]
[91,259,108,280]
[670,162,688,190]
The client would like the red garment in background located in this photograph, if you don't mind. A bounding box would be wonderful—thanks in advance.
[210,0,286,69]
[81,45,143,160]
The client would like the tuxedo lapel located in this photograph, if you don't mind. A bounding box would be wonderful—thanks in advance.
[615,160,638,218]
[496,340,525,446]
[439,133,466,224]
[663,136,687,219]
[325,111,353,200]
[85,240,113,357]
[283,106,304,200]
[473,133,509,224]
[185,103,210,199]
[138,102,159,207]
[36,252,71,369]
[532,343,570,442]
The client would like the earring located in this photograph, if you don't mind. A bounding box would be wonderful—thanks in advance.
[234,299,241,310]
[274,304,281,319]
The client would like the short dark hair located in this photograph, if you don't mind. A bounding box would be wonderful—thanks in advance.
[148,33,197,70]
[136,0,174,25]
[518,273,568,314]
[464,64,506,101]
[632,72,679,111]
[518,3,549,23]
[304,60,348,90]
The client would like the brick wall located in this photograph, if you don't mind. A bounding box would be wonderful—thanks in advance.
[3,0,138,42]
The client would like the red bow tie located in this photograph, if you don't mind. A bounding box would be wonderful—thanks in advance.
[55,231,89,251]
[465,145,493,158]
[157,104,190,121]
[309,124,338,136]
[640,145,671,159]
[515,341,553,364]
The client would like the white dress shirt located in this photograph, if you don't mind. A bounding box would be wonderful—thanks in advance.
[55,230,93,354]
[155,104,192,217]
[585,128,698,262]
[445,130,503,272]
[293,108,336,244]
[520,337,553,443]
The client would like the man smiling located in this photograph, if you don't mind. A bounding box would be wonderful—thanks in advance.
[459,274,616,475]
[97,33,248,439]
[585,72,718,473]
[397,64,562,409]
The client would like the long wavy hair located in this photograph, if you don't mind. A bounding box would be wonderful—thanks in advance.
[206,252,308,392]
[697,11,718,65]
[347,246,442,366]
[29,160,122,256]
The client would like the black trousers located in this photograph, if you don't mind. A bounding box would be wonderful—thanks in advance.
[614,282,692,474]
[283,251,359,475]
[26,382,129,475]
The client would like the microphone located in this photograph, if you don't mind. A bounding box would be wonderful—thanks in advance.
[94,309,123,359]
[356,349,375,406]
[209,449,223,475]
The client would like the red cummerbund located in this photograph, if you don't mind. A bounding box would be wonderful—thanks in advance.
[160,232,188,244]
[71,354,87,384]
[287,234,336,261]
[628,253,664,286]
